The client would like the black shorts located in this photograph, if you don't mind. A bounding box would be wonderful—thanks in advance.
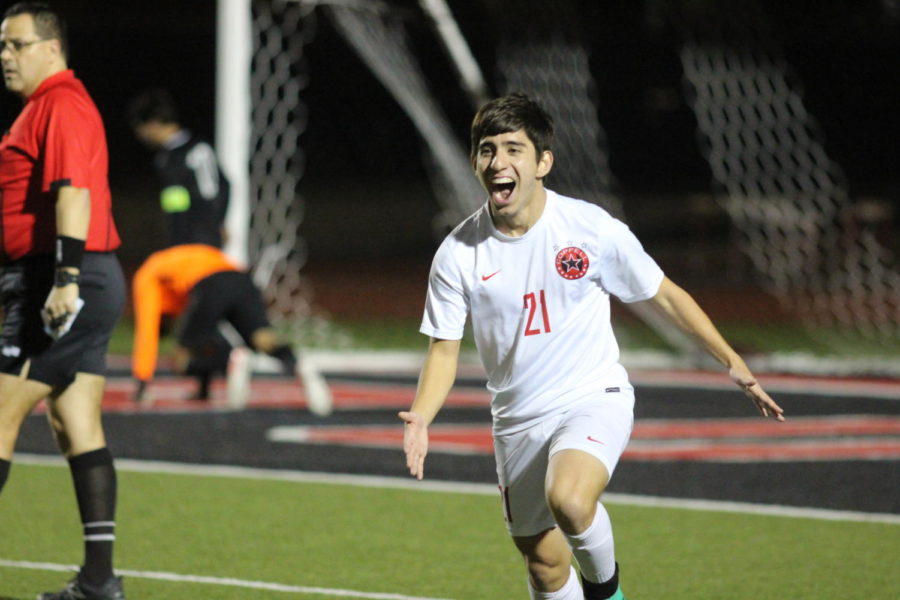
[178,270,270,350]
[0,252,125,387]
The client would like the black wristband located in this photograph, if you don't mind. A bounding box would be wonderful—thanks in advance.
[55,235,85,270]
[54,269,80,287]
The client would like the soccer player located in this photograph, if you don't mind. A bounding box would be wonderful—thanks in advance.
[130,243,332,415]
[399,93,785,600]
[127,87,230,249]
[0,3,126,599]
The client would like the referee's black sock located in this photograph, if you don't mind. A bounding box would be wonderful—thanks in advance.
[0,458,10,493]
[69,448,117,585]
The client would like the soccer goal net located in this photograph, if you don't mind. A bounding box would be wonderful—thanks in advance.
[673,0,900,360]
[222,0,899,375]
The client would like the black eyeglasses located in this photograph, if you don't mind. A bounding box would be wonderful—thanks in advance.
[0,38,51,53]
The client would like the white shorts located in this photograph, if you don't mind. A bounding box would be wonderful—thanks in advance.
[493,391,634,537]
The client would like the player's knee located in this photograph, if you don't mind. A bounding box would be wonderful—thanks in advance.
[546,490,595,534]
[250,327,278,354]
[46,407,104,457]
[46,415,72,454]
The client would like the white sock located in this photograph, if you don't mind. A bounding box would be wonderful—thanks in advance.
[528,565,582,600]
[563,502,616,584]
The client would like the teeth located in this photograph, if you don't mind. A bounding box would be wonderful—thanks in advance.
[493,177,514,184]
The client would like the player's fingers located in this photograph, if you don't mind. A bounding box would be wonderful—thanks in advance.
[756,390,784,419]
[755,394,785,421]
[767,398,786,422]
[407,445,428,478]
[753,397,768,417]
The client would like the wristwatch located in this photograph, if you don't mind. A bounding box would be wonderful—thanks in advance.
[54,269,80,287]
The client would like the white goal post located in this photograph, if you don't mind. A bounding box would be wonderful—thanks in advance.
[216,0,252,267]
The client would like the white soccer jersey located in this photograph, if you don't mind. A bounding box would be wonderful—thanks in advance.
[421,190,664,431]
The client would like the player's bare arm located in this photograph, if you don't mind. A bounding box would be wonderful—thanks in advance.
[44,186,90,324]
[399,337,461,479]
[644,276,785,421]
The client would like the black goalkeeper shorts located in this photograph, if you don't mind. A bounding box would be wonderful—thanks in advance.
[178,270,270,351]
[0,252,125,387]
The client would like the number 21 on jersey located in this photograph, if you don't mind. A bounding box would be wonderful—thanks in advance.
[523,290,551,336]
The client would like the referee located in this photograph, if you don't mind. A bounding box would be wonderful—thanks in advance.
[0,4,126,600]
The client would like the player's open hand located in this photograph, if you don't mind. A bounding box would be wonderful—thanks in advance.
[729,363,785,421]
[398,410,429,480]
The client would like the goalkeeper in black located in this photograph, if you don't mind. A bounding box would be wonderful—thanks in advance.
[127,88,230,248]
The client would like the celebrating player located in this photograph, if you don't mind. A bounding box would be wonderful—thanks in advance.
[0,3,126,599]
[400,93,784,600]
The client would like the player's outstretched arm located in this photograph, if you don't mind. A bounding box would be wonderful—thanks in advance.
[399,337,462,479]
[644,277,785,421]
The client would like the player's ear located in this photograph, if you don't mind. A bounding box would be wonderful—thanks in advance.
[536,150,553,179]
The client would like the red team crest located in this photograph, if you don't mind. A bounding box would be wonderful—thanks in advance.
[555,247,589,280]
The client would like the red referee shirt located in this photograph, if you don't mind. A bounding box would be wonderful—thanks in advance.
[0,69,120,263]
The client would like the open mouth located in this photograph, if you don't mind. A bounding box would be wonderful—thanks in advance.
[490,177,516,204]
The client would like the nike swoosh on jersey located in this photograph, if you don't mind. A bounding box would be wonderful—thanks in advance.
[481,270,501,281]
[587,436,606,445]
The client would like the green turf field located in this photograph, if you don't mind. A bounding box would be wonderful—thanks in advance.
[1,463,896,599]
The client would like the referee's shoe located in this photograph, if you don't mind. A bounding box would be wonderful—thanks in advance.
[38,571,125,600]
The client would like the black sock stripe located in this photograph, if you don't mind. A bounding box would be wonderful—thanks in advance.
[582,562,620,600]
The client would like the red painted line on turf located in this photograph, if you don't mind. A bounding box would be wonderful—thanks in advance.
[633,416,900,439]
[624,440,900,461]
[629,369,900,397]
[49,372,896,415]
[30,380,490,414]
[275,415,900,461]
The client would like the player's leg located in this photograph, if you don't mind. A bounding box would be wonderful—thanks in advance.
[546,450,622,599]
[176,331,232,400]
[220,272,293,365]
[45,373,122,595]
[0,260,56,492]
[545,397,634,600]
[224,272,333,415]
[0,367,53,492]
[177,274,235,399]
[514,528,582,599]
[495,417,580,597]
[35,253,126,599]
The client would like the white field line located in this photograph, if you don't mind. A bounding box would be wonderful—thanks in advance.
[14,453,900,525]
[0,559,450,600]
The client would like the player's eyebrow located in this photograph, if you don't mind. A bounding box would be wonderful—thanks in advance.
[480,139,526,149]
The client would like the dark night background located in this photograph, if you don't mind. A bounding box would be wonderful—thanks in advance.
[2,0,898,309]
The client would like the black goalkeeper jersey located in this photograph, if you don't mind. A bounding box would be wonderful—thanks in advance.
[153,130,230,248]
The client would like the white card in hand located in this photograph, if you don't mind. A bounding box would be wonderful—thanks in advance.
[42,297,85,340]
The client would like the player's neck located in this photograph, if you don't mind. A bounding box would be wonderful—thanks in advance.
[491,187,547,237]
